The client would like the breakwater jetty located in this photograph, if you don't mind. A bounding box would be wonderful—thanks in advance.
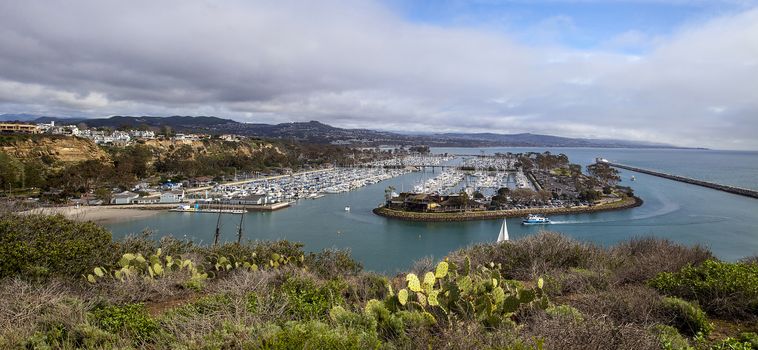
[603,161,758,199]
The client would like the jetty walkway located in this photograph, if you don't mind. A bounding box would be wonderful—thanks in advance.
[604,162,758,199]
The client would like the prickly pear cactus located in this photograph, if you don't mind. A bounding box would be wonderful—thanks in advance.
[389,258,548,327]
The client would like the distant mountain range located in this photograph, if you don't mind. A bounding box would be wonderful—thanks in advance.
[0,114,687,148]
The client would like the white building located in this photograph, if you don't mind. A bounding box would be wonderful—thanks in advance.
[130,130,155,139]
[160,189,185,203]
[111,191,139,205]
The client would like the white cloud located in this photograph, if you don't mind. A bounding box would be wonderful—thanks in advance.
[0,1,756,149]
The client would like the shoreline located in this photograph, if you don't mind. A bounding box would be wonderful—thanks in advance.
[372,196,643,222]
[19,205,167,224]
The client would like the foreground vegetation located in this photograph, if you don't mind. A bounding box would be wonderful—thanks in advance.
[1,213,757,349]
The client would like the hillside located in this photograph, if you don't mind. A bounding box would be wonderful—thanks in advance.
[0,213,756,349]
[438,132,673,148]
[0,134,389,200]
[0,135,109,165]
[4,115,685,148]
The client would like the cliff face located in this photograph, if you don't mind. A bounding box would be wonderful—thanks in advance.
[142,139,282,160]
[0,136,110,164]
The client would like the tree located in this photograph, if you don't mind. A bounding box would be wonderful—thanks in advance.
[537,190,552,203]
[579,189,601,202]
[568,163,582,178]
[511,188,536,204]
[384,185,396,202]
[586,163,620,187]
[0,152,23,193]
[448,191,470,208]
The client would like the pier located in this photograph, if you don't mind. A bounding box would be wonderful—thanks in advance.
[603,161,758,199]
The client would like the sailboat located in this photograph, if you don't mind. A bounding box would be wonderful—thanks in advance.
[496,219,509,243]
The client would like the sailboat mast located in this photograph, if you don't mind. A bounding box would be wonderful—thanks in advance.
[213,203,222,246]
[237,209,244,244]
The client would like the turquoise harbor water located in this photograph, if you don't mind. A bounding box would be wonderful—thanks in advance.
[106,148,758,273]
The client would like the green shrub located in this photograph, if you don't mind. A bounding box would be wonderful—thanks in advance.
[201,240,305,266]
[546,304,584,322]
[651,324,691,350]
[281,277,346,320]
[259,320,382,349]
[661,297,712,337]
[166,293,234,318]
[69,324,120,349]
[346,273,389,302]
[0,214,113,278]
[191,322,253,348]
[305,248,363,279]
[649,260,758,319]
[708,337,754,350]
[738,333,758,348]
[329,306,378,332]
[90,303,159,343]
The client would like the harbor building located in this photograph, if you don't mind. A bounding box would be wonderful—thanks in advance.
[111,191,140,205]
[160,189,186,203]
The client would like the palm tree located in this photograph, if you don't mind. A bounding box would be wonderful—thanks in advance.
[384,185,396,202]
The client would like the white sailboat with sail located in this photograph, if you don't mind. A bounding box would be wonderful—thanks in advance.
[497,219,509,243]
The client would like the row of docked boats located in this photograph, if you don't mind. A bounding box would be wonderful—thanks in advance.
[460,156,516,171]
[208,167,410,203]
[368,155,457,167]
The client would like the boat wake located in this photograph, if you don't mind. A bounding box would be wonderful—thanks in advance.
[549,192,681,226]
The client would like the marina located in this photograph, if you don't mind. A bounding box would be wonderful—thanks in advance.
[106,147,758,272]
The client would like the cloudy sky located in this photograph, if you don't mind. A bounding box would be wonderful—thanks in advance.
[1,1,757,149]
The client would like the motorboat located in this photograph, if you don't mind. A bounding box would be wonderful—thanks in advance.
[345,206,351,212]
[522,214,551,225]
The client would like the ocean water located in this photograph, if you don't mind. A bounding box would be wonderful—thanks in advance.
[106,148,758,273]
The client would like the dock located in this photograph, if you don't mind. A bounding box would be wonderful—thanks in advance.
[192,202,292,211]
[603,161,758,199]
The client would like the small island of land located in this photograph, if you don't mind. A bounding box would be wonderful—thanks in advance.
[374,152,640,222]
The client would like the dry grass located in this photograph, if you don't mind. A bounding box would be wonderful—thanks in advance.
[570,285,667,327]
[610,236,713,284]
[0,278,92,345]
[451,231,609,280]
[406,321,523,350]
[521,313,660,350]
[91,269,195,304]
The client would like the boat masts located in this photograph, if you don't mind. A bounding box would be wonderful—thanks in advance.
[237,209,245,244]
[213,203,223,246]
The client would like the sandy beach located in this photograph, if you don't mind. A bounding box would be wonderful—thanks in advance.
[22,205,170,224]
